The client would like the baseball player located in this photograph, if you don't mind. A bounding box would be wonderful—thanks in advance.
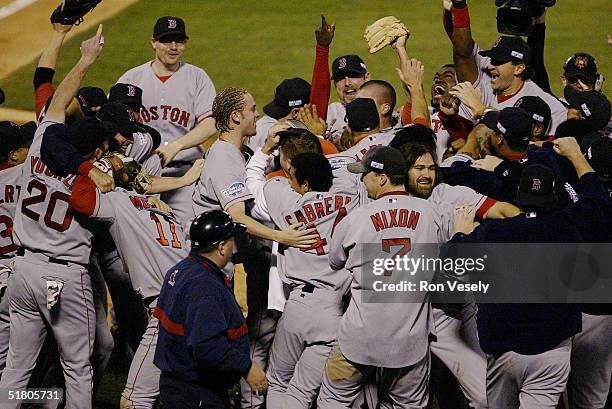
[0,26,109,409]
[259,152,365,409]
[69,155,192,409]
[193,87,317,264]
[446,1,566,133]
[117,16,217,228]
[316,146,445,408]
[0,122,34,375]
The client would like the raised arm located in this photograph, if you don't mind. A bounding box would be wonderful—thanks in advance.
[449,0,479,84]
[155,116,216,167]
[310,15,335,120]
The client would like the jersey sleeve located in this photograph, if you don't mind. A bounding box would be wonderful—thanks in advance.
[310,44,331,120]
[431,184,496,220]
[263,178,300,227]
[212,157,253,211]
[328,210,354,270]
[194,70,216,123]
[245,148,274,222]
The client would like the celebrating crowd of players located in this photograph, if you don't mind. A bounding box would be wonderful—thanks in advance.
[0,0,610,408]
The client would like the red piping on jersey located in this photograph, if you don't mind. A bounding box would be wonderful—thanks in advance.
[475,197,497,220]
[497,82,525,104]
[156,75,172,83]
[378,191,410,199]
[154,306,185,336]
[227,322,248,340]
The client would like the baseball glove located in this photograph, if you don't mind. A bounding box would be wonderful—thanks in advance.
[50,0,102,26]
[364,16,410,54]
[95,154,153,194]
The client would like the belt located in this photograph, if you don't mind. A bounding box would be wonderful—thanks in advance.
[17,248,74,266]
[302,283,351,303]
[166,160,194,168]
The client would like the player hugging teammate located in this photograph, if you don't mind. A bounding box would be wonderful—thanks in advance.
[0,1,611,409]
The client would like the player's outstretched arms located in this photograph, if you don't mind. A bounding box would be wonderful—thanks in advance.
[156,117,216,167]
[46,24,104,123]
[448,0,478,84]
[227,202,317,248]
[146,159,204,194]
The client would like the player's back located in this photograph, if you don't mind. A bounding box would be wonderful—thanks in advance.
[264,177,363,291]
[14,121,93,264]
[0,164,24,259]
[97,190,188,299]
[331,193,443,367]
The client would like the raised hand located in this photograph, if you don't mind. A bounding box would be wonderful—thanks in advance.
[315,15,335,47]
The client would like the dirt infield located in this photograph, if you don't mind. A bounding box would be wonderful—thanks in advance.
[0,0,139,122]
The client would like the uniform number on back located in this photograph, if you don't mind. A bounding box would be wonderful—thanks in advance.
[150,212,182,249]
[21,180,73,232]
[380,238,411,276]
[0,215,17,255]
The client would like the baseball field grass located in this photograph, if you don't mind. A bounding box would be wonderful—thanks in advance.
[1,0,609,113]
[1,1,609,408]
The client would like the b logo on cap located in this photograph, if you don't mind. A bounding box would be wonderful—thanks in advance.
[574,55,589,69]
[168,19,177,29]
[532,178,541,191]
[338,58,347,69]
[127,85,136,97]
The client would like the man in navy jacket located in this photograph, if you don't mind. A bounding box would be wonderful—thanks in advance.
[154,210,268,408]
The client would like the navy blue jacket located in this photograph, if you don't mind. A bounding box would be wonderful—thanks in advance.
[450,172,608,355]
[154,252,251,402]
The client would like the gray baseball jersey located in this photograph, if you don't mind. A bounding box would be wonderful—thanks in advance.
[428,183,495,242]
[13,120,92,264]
[460,43,567,134]
[126,130,163,177]
[117,61,216,162]
[263,176,364,292]
[83,187,188,299]
[343,130,395,162]
[0,165,23,259]
[329,192,444,367]
[193,139,253,215]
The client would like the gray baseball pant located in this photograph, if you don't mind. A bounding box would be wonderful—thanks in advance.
[430,304,487,408]
[240,309,280,409]
[0,252,95,409]
[266,288,344,409]
[0,264,10,375]
[485,337,571,409]
[317,344,430,409]
[568,313,612,409]
[120,312,160,409]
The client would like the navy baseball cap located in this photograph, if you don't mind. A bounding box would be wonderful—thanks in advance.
[0,121,33,159]
[518,164,556,209]
[582,133,612,181]
[481,107,531,149]
[563,53,599,85]
[66,117,116,156]
[479,36,531,64]
[76,87,108,117]
[109,83,144,110]
[263,78,311,120]
[514,96,552,131]
[347,146,406,176]
[332,55,367,81]
[96,102,142,138]
[153,16,188,40]
[564,85,611,131]
[346,98,379,133]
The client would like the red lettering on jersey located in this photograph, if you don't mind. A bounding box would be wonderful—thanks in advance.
[170,108,180,123]
[129,195,151,211]
[178,111,190,127]
[141,107,151,122]
[408,211,420,230]
[432,119,441,133]
[62,174,77,190]
[314,202,325,218]
[334,196,344,211]
[44,167,54,177]
[160,105,171,120]
[370,213,385,232]
[388,209,399,227]
[150,106,159,121]
[5,185,14,203]
[345,196,352,205]
[303,204,316,222]
[34,157,45,174]
[398,209,408,226]
[293,210,307,225]
[284,215,294,225]
[324,197,333,214]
